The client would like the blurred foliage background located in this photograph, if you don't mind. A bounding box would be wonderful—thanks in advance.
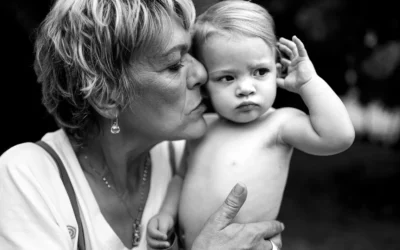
[1,0,399,249]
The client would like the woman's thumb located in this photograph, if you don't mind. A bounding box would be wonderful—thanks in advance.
[208,183,247,230]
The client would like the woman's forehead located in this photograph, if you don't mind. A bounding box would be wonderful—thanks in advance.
[144,16,191,65]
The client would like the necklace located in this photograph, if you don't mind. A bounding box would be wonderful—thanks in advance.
[82,153,151,247]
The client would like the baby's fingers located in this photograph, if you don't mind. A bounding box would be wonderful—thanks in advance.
[278,37,298,59]
[147,238,171,249]
[159,219,171,233]
[292,36,308,57]
[277,42,293,60]
[147,219,168,240]
[280,58,291,68]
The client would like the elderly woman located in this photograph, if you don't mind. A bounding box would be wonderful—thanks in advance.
[0,0,284,249]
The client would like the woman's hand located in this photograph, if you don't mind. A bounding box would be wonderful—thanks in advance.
[191,183,284,250]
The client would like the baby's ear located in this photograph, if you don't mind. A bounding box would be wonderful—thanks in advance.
[275,47,286,78]
[276,63,283,78]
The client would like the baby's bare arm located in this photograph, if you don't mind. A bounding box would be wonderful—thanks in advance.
[160,174,183,220]
[277,36,355,155]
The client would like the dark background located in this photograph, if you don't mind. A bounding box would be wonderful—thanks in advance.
[2,0,400,249]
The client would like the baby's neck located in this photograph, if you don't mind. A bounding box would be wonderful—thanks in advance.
[219,109,272,126]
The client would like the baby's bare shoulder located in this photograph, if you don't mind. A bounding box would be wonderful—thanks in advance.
[266,107,305,122]
[257,108,306,139]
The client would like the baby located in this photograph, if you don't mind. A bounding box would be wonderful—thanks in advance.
[147,1,355,249]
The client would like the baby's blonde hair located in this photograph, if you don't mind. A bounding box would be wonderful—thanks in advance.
[34,0,195,143]
[193,1,278,58]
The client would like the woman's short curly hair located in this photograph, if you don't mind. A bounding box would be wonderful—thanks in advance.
[34,0,195,144]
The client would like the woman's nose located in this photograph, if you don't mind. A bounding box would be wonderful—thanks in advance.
[236,80,256,97]
[187,54,207,89]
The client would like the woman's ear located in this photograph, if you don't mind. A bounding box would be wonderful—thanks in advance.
[89,98,119,120]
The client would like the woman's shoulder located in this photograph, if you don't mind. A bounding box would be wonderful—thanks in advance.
[0,142,55,174]
[1,142,46,164]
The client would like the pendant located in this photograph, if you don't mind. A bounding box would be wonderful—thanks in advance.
[132,222,142,247]
[110,121,120,134]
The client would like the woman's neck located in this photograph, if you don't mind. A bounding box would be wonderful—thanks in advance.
[76,130,157,193]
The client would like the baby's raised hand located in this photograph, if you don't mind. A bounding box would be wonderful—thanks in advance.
[146,213,175,249]
[277,36,317,93]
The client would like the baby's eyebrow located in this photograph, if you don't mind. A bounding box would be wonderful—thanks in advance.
[209,69,235,76]
[247,61,273,69]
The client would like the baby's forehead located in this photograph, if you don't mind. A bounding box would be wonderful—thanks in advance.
[200,34,278,68]
[200,32,276,54]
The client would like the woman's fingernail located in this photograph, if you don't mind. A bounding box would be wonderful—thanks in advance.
[233,183,245,195]
[281,223,285,231]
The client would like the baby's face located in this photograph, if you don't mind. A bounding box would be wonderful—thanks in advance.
[198,34,278,123]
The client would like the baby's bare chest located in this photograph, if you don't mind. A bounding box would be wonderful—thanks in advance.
[179,125,293,239]
[188,124,290,177]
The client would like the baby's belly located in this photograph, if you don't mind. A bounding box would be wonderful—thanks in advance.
[178,156,290,249]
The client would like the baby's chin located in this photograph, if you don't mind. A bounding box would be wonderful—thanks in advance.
[220,112,263,124]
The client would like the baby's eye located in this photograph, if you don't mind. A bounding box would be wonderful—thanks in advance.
[217,75,234,82]
[254,68,270,77]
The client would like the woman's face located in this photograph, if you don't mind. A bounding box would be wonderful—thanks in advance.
[120,16,208,142]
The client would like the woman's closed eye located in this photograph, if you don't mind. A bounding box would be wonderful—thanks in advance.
[254,68,270,77]
[168,61,184,72]
[167,52,191,72]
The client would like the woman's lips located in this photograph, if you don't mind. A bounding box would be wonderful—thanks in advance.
[190,100,207,114]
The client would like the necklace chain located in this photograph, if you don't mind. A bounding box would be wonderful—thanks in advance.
[83,153,151,247]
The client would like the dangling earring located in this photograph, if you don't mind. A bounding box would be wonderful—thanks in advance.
[111,115,120,134]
